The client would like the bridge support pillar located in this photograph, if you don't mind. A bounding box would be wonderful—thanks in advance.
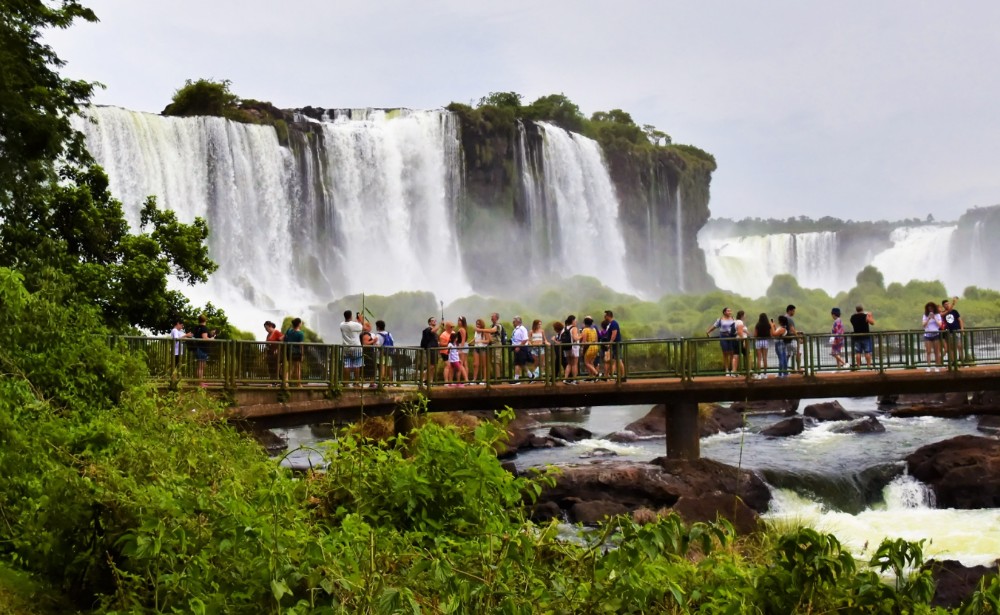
[665,402,700,460]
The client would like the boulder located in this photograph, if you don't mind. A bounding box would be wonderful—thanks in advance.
[978,415,1000,436]
[730,399,800,415]
[528,435,562,449]
[672,492,761,534]
[570,500,630,525]
[925,559,999,609]
[249,427,288,456]
[886,393,981,418]
[761,417,805,438]
[606,431,639,443]
[830,416,885,434]
[579,447,618,459]
[906,435,1000,508]
[549,425,593,442]
[536,458,771,521]
[803,400,853,422]
[529,501,564,523]
[700,404,744,437]
[624,405,667,437]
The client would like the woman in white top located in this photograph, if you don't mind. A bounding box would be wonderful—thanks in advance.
[922,301,944,372]
[530,319,547,379]
[706,307,738,377]
[472,318,489,383]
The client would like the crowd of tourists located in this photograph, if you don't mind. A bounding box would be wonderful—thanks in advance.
[705,298,965,378]
[169,297,966,385]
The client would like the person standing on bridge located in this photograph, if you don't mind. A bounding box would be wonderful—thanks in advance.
[753,313,771,378]
[340,310,364,386]
[420,316,441,385]
[941,297,964,365]
[785,305,803,374]
[284,317,305,384]
[264,320,283,380]
[510,316,531,384]
[603,310,625,381]
[923,302,944,372]
[774,315,791,378]
[850,305,875,369]
[830,308,846,369]
[707,307,738,377]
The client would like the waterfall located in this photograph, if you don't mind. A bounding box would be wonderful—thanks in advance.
[76,106,470,335]
[870,226,956,286]
[535,122,630,286]
[699,231,841,297]
[516,121,552,271]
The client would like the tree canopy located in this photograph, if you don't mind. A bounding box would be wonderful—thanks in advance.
[0,0,221,333]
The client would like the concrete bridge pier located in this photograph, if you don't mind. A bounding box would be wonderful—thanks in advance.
[665,402,700,460]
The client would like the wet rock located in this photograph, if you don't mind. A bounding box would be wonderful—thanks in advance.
[700,404,744,436]
[570,500,630,525]
[623,405,667,437]
[730,399,799,415]
[606,431,639,443]
[672,492,761,534]
[978,416,1000,435]
[803,400,853,422]
[530,501,564,523]
[925,559,999,609]
[887,393,979,418]
[537,458,770,520]
[529,435,563,449]
[830,416,885,434]
[972,391,1000,406]
[549,425,593,442]
[761,417,804,437]
[580,447,618,459]
[247,428,288,455]
[308,422,336,440]
[907,435,1000,508]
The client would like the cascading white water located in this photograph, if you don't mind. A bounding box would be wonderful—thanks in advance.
[76,106,470,335]
[870,226,956,286]
[517,121,554,271]
[699,231,841,297]
[536,122,630,286]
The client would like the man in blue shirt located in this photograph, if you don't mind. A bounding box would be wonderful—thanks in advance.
[603,310,625,381]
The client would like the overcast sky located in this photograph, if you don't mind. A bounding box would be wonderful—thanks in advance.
[47,1,1000,222]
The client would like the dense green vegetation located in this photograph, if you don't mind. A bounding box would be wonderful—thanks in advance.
[6,2,1000,612]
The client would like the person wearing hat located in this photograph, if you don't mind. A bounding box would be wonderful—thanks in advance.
[830,308,846,369]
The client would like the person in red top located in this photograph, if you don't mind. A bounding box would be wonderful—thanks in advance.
[264,321,283,380]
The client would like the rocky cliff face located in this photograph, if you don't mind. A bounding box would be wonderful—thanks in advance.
[447,106,716,295]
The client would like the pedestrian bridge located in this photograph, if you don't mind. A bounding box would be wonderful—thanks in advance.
[126,327,1000,459]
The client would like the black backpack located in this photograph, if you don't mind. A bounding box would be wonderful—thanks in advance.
[494,323,507,345]
[560,328,572,344]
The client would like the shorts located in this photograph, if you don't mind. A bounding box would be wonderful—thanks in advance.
[343,347,363,368]
[513,346,533,366]
[853,338,873,354]
[924,332,941,341]
[720,338,737,353]
[449,360,461,370]
[609,343,620,360]
[194,348,209,362]
[571,344,580,358]
[754,339,769,350]
[474,345,488,354]
[425,350,438,364]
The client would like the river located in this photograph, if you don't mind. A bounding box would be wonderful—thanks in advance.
[270,396,1000,567]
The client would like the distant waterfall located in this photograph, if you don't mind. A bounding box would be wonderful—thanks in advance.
[76,106,470,332]
[871,226,956,286]
[699,232,841,297]
[535,122,630,286]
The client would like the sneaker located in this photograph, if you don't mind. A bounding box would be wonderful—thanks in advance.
[368,383,377,388]
[925,367,932,373]
[510,381,522,385]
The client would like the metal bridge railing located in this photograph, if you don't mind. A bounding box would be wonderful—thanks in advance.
[119,326,1000,390]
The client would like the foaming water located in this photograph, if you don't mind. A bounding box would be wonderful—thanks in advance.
[871,225,957,286]
[766,477,1000,567]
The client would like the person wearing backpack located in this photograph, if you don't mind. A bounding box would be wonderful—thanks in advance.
[375,320,395,385]
[706,307,739,377]
[481,312,506,382]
